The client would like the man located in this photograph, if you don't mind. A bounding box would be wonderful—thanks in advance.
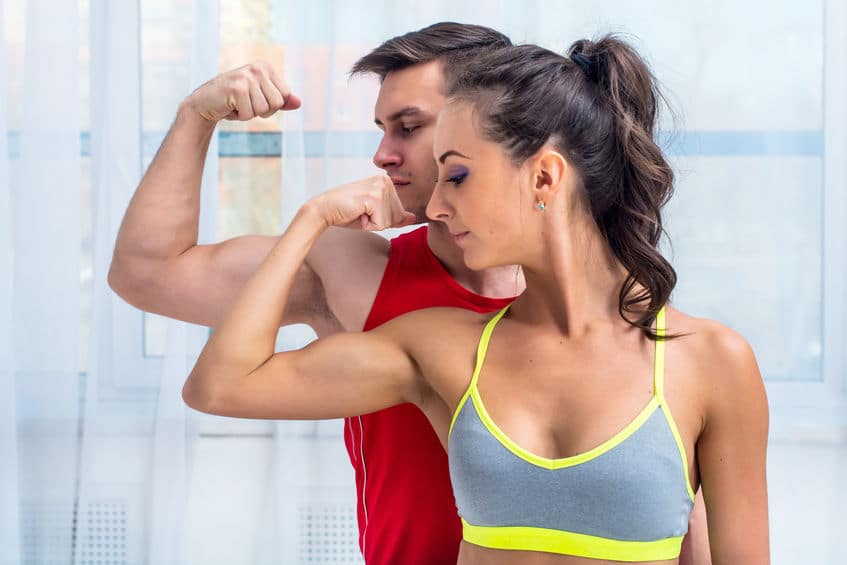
[110,22,709,564]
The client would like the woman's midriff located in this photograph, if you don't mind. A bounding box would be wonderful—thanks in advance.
[457,541,679,565]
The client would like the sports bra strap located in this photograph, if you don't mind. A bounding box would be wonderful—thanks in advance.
[653,306,667,403]
[470,306,511,390]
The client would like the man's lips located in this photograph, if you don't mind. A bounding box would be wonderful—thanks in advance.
[389,177,410,187]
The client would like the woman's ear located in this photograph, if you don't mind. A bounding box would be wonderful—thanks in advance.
[532,147,571,201]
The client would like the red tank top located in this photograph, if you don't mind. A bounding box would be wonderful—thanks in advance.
[343,226,516,564]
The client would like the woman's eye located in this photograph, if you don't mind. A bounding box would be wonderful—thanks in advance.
[447,172,467,185]
[402,125,418,134]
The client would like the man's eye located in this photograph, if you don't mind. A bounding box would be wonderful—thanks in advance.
[402,125,419,134]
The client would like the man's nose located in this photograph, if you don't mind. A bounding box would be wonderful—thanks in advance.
[373,136,403,169]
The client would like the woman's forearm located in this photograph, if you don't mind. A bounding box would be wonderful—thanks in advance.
[183,173,411,410]
[185,203,327,399]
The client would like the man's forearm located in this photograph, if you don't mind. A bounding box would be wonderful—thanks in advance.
[110,101,215,276]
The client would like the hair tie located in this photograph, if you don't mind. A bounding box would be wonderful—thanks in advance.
[570,51,598,83]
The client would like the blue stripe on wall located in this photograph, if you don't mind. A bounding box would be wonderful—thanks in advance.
[7,130,824,159]
[660,131,823,157]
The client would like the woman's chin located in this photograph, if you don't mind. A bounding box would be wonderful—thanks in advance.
[462,253,490,272]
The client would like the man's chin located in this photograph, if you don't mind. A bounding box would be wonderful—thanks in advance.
[396,191,430,223]
[402,206,428,225]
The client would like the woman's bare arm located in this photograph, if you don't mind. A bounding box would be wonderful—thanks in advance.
[183,177,420,419]
[697,324,770,564]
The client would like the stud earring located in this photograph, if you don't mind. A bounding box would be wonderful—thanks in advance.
[536,201,546,211]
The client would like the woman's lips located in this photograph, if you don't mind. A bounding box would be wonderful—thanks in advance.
[451,231,469,245]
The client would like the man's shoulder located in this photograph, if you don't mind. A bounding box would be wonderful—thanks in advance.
[308,227,424,331]
[310,225,430,275]
[313,226,393,259]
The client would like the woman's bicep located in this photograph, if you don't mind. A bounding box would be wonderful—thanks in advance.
[189,329,420,420]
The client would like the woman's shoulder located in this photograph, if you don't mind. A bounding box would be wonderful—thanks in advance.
[369,307,504,407]
[668,308,756,366]
[666,306,764,408]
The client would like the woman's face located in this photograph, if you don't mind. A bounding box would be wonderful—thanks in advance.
[427,101,536,271]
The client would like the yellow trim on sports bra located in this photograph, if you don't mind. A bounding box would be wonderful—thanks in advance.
[449,306,511,440]
[472,390,660,470]
[653,307,696,502]
[462,519,684,562]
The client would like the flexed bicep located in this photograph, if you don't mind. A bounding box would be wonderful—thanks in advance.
[183,324,422,420]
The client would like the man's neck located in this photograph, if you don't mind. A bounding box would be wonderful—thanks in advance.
[425,221,524,299]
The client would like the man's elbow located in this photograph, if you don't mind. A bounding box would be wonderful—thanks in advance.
[107,255,159,310]
[107,260,132,298]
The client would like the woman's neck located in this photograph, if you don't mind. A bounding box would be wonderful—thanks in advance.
[513,204,631,336]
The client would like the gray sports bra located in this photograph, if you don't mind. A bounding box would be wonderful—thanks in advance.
[447,306,695,561]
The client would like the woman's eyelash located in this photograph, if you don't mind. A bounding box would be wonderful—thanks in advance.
[435,171,468,184]
[447,172,467,185]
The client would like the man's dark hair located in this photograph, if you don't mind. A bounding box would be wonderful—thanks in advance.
[350,22,512,81]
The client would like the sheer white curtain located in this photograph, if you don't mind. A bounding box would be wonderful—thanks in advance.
[2,0,81,563]
[76,0,196,562]
[1,0,220,563]
[77,1,220,563]
[0,0,19,563]
[76,0,147,562]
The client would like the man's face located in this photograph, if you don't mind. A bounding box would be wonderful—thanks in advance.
[372,60,445,222]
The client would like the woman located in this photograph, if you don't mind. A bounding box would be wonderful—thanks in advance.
[184,36,769,563]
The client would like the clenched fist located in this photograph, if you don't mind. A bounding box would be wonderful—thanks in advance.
[186,61,302,123]
[310,175,418,231]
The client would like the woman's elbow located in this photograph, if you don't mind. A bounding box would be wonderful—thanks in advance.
[182,373,224,414]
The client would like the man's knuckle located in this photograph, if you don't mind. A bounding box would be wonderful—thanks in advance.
[228,78,247,95]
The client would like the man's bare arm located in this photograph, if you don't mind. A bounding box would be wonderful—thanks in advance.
[108,62,335,329]
[111,231,334,329]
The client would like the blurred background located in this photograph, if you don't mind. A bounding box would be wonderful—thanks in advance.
[1,0,845,563]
